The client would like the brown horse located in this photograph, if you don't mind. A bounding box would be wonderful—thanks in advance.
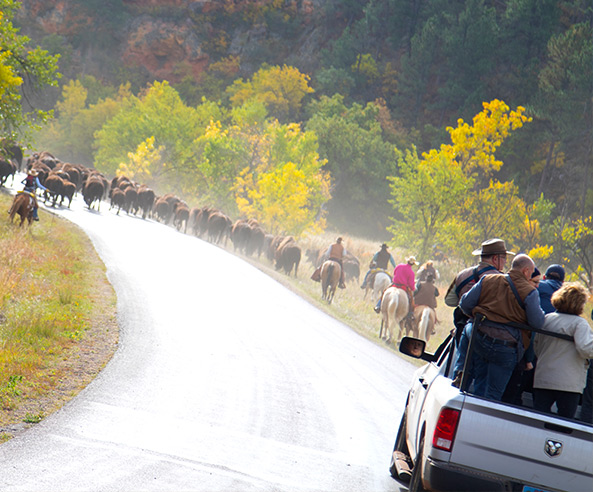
[8,192,35,227]
[320,259,341,304]
[379,286,409,343]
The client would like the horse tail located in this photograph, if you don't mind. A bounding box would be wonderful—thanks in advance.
[418,307,434,340]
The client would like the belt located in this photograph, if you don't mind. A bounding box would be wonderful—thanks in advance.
[477,330,517,348]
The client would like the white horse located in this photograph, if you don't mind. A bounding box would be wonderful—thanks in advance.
[372,271,391,302]
[414,305,436,342]
[379,287,409,343]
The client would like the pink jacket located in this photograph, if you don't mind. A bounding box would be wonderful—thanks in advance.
[392,263,415,291]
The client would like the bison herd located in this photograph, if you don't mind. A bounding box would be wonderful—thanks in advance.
[1,149,364,286]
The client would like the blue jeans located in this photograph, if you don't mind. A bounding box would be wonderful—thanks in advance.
[453,323,472,377]
[472,331,518,401]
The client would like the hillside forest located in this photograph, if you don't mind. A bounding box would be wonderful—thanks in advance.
[1,0,592,289]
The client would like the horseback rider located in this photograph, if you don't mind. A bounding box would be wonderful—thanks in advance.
[326,237,347,289]
[361,243,396,289]
[21,169,47,221]
[374,255,418,314]
[310,237,348,288]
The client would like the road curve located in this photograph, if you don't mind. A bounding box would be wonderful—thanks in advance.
[0,184,414,491]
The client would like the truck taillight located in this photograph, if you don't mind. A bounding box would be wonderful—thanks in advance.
[432,408,460,451]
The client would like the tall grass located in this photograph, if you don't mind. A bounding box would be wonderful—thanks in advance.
[0,192,113,418]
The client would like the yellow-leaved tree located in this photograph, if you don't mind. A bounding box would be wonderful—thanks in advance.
[389,100,533,260]
[117,136,165,183]
[233,121,330,236]
[227,64,314,122]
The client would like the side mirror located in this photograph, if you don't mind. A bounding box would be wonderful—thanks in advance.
[400,336,426,359]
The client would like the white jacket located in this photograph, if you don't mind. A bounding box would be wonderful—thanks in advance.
[534,312,593,393]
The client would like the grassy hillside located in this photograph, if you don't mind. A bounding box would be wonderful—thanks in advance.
[0,190,118,441]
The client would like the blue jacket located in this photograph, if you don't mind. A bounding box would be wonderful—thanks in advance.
[537,278,563,314]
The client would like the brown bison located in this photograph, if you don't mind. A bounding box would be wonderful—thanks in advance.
[137,185,155,219]
[207,211,231,244]
[0,159,17,186]
[82,176,105,210]
[274,237,301,276]
[174,202,190,233]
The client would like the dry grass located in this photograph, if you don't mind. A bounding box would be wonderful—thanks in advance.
[240,231,593,358]
[245,230,457,357]
[0,190,118,440]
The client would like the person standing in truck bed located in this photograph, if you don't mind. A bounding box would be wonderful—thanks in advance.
[533,282,593,419]
[459,254,545,401]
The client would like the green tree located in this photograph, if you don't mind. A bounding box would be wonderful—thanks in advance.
[553,216,593,291]
[463,180,527,251]
[306,94,399,237]
[94,81,206,182]
[36,80,131,165]
[387,148,472,260]
[187,120,250,212]
[535,21,593,218]
[0,0,60,141]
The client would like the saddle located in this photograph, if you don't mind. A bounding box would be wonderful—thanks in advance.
[17,190,36,198]
[368,268,391,288]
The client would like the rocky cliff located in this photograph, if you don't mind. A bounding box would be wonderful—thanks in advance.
[16,0,327,85]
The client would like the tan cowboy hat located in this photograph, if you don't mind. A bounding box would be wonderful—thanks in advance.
[406,256,419,265]
[472,238,515,256]
[27,169,39,177]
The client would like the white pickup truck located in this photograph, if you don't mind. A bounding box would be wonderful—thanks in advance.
[389,319,593,492]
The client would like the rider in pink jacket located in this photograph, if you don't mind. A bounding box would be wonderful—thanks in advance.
[374,256,418,313]
[392,257,418,291]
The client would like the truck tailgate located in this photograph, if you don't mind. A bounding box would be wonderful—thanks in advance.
[450,397,593,492]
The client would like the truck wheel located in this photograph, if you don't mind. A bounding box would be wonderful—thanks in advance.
[409,436,426,492]
[389,410,410,479]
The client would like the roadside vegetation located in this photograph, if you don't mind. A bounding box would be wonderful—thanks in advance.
[0,185,590,443]
[0,191,117,441]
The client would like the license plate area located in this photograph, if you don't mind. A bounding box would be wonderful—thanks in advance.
[522,486,551,492]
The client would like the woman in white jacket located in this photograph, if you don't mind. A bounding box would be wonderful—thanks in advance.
[534,282,593,418]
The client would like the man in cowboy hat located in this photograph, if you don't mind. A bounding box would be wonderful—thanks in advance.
[445,238,515,335]
[445,238,514,387]
[374,255,418,314]
[360,243,396,289]
[311,236,348,288]
[20,168,47,221]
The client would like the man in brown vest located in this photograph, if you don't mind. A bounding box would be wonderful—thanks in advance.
[459,254,545,401]
[311,237,347,288]
[445,238,513,341]
[327,237,347,289]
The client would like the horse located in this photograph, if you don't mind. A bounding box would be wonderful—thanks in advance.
[414,305,436,343]
[369,271,391,302]
[378,286,409,343]
[8,192,35,227]
[320,259,341,304]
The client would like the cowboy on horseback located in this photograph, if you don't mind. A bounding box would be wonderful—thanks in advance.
[326,237,347,289]
[21,169,47,221]
[374,255,418,314]
[361,243,395,289]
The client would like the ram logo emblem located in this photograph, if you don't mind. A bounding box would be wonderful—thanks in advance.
[545,439,563,457]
